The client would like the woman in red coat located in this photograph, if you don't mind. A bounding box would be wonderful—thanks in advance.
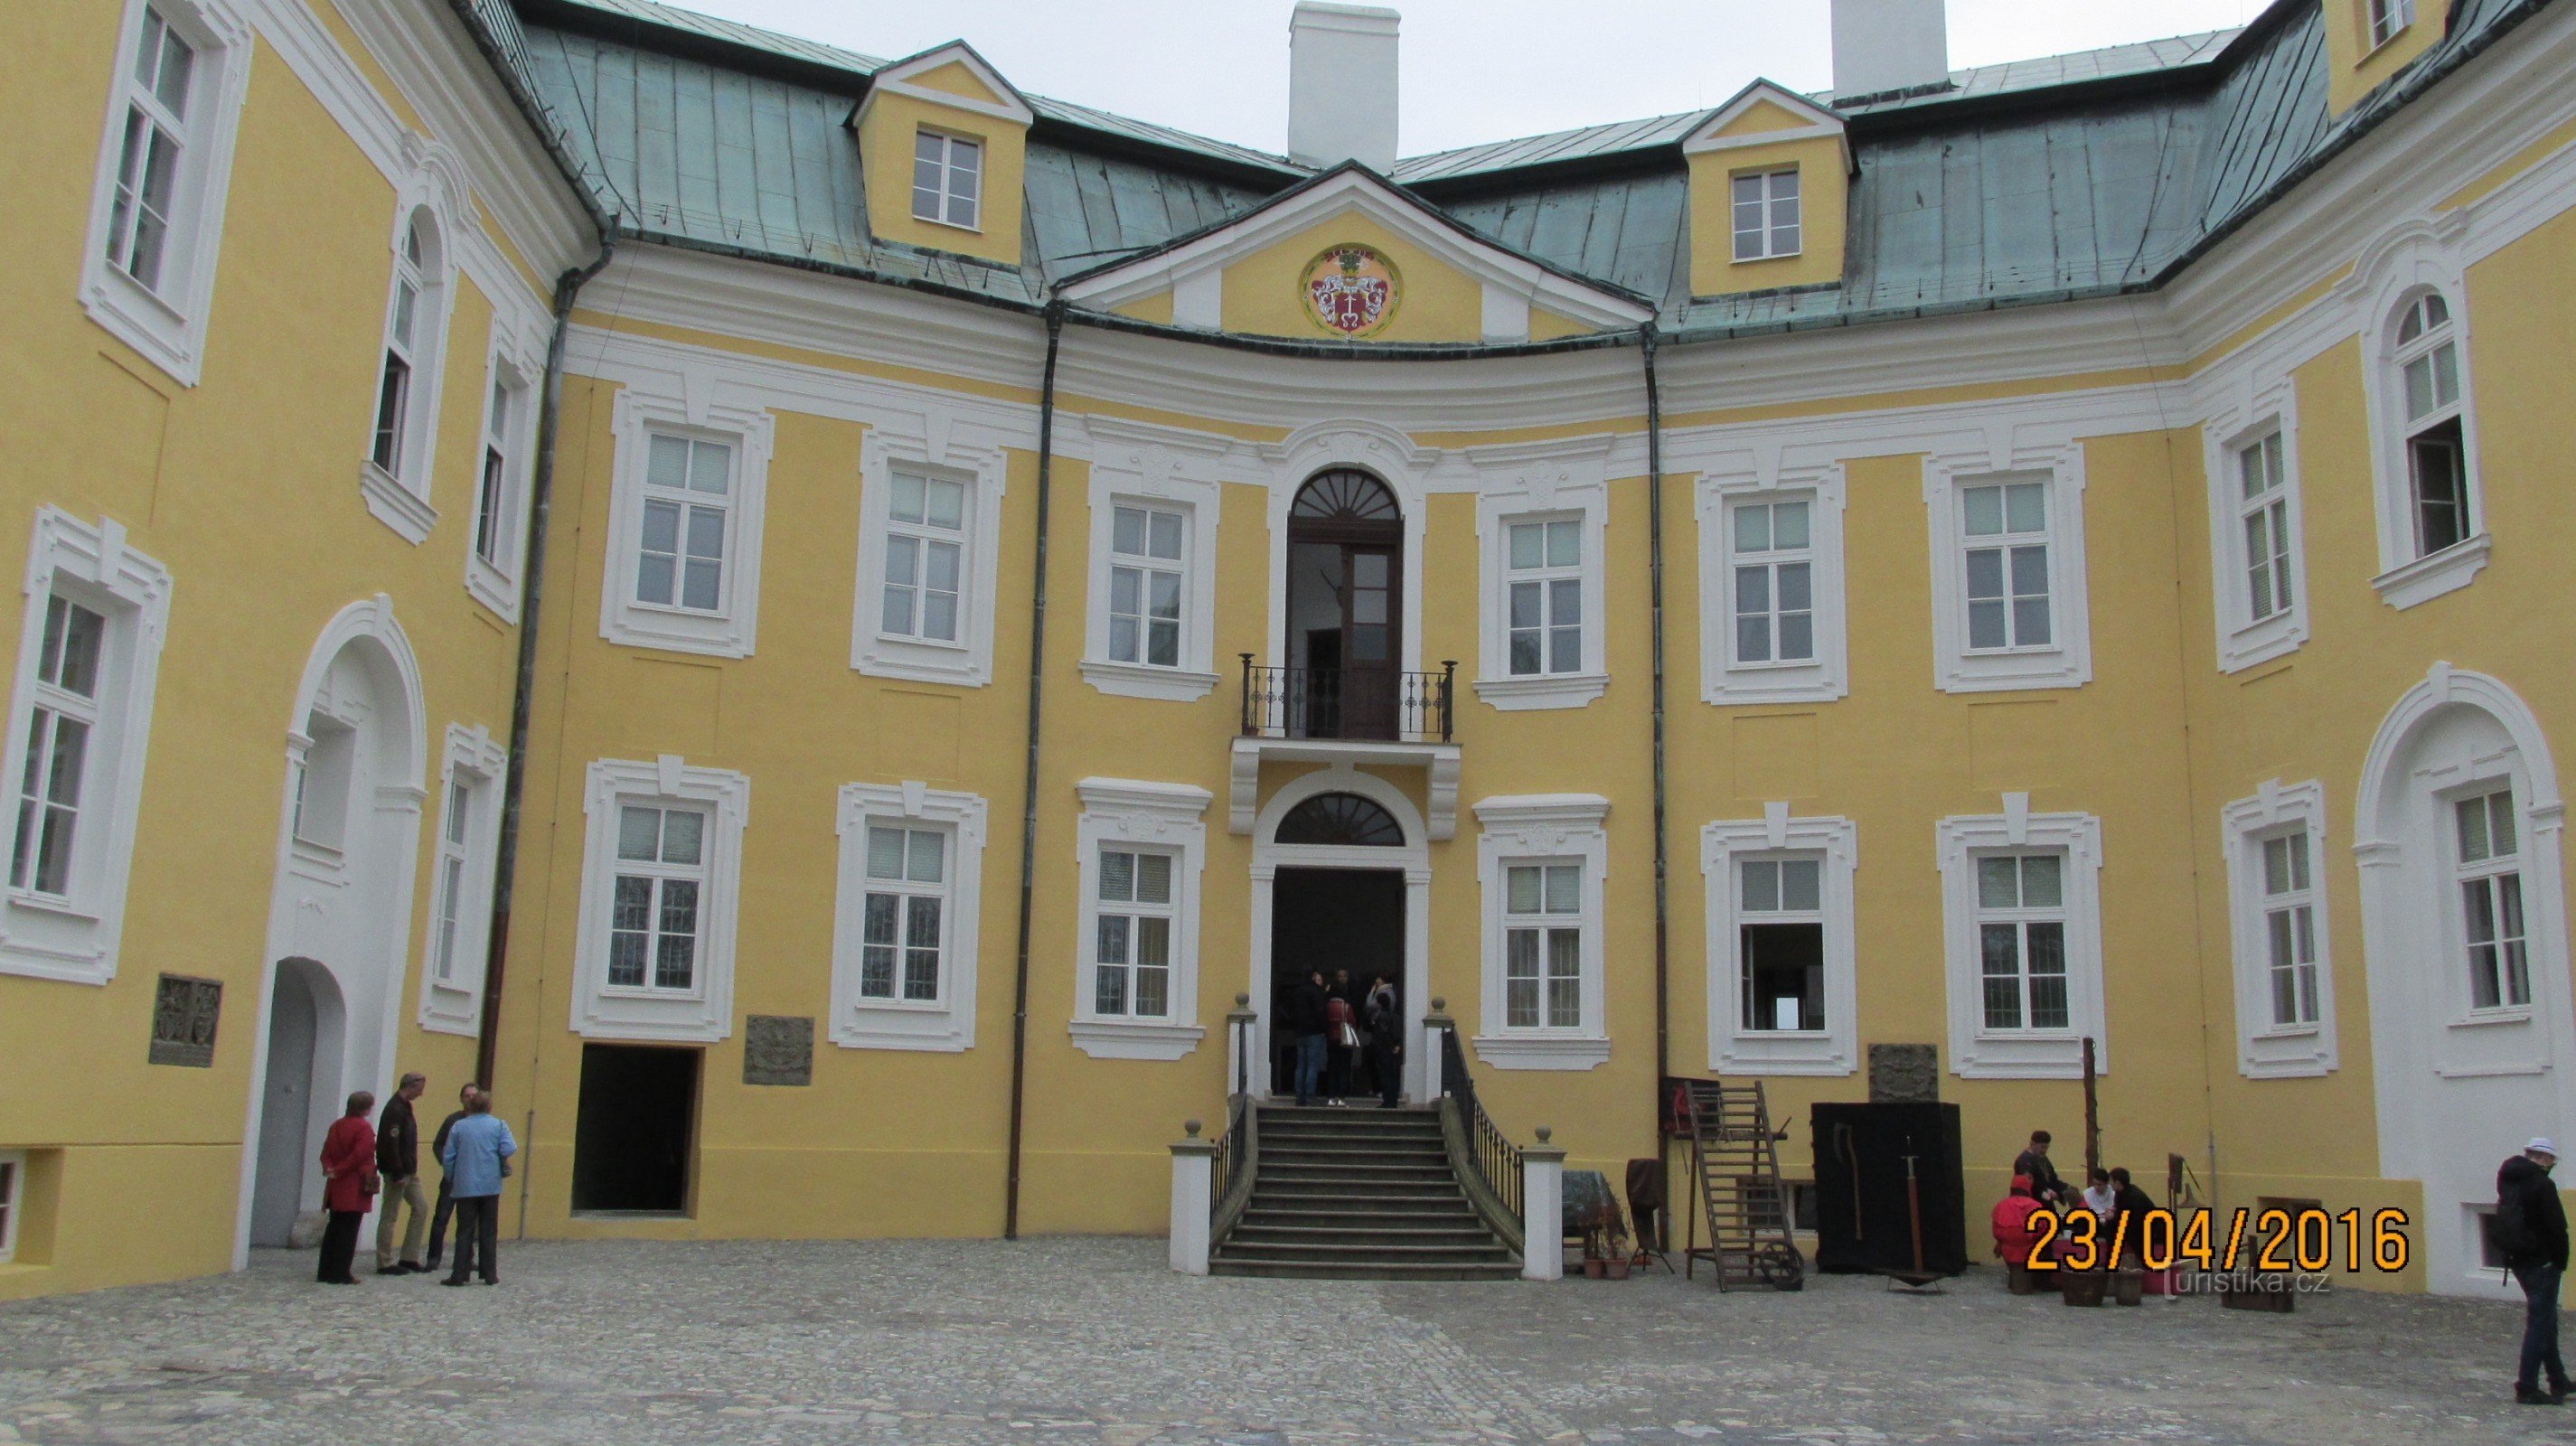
[315,1091,378,1285]
[1992,1173,2053,1265]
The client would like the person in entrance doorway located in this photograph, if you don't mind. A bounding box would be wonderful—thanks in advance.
[373,1072,429,1274]
[421,1081,480,1276]
[1291,970,1330,1107]
[2497,1138,2571,1405]
[1323,991,1359,1103]
[2013,1131,2070,1207]
[315,1091,377,1286]
[1366,974,1401,1108]
[439,1089,516,1286]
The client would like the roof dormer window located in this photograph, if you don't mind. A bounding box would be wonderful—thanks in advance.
[912,130,981,230]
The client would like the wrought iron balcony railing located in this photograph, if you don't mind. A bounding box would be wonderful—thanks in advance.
[1239,656,1455,744]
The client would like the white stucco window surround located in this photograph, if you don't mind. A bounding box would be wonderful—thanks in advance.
[831,781,987,1052]
[1697,461,1849,705]
[2344,216,2490,611]
[1069,778,1213,1060]
[1259,420,1432,677]
[2221,779,2338,1079]
[1704,805,1859,1075]
[356,151,467,547]
[1078,430,1224,702]
[1937,795,2107,1079]
[853,420,1010,687]
[416,723,508,1037]
[78,0,252,388]
[1472,793,1612,1070]
[569,756,748,1043]
[1923,443,2092,694]
[463,313,548,621]
[597,384,774,659]
[1471,441,1612,710]
[0,510,173,985]
[2201,378,2311,673]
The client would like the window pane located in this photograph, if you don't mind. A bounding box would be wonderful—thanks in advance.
[905,893,942,950]
[2464,878,2497,946]
[1772,501,1810,550]
[2012,596,2053,648]
[1734,504,1771,553]
[1509,580,1542,631]
[2262,836,2291,897]
[1548,577,1582,629]
[1781,859,1821,912]
[1095,961,1127,1016]
[2005,483,2047,533]
[867,824,905,879]
[1741,859,1779,913]
[906,828,944,884]
[1506,864,1540,914]
[2020,854,2063,908]
[681,555,722,613]
[2009,545,2049,600]
[1962,486,2003,537]
[1965,549,2004,602]
[1544,864,1580,914]
[48,602,105,699]
[1149,617,1180,669]
[1735,565,1770,617]
[2458,796,2491,862]
[660,809,703,866]
[654,887,697,990]
[2490,792,2519,858]
[1134,850,1172,905]
[926,477,966,531]
[646,433,692,490]
[1509,523,1543,569]
[862,891,898,947]
[1510,629,1541,676]
[1134,960,1168,1019]
[1099,849,1135,903]
[1979,857,2020,909]
[1112,506,1146,557]
[2286,831,2310,891]
[1980,926,2022,1028]
[1778,611,1813,662]
[1736,615,1771,665]
[1148,510,1183,560]
[617,806,661,861]
[1549,624,1581,674]
[1776,562,1810,614]
[1135,915,1170,969]
[1095,913,1130,966]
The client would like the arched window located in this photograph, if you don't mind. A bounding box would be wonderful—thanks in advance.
[1274,792,1405,847]
[1291,469,1400,527]
[368,208,445,504]
[2393,290,2470,559]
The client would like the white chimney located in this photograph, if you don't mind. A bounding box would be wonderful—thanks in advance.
[1830,0,1951,100]
[1288,2,1399,172]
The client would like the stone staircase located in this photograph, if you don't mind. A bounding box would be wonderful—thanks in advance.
[1209,1103,1522,1280]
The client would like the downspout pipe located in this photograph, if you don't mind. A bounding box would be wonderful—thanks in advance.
[1004,302,1068,1239]
[476,232,617,1090]
[1641,324,1673,1215]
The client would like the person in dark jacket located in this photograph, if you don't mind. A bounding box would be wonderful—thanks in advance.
[2499,1138,2571,1405]
[2013,1131,2070,1207]
[315,1091,377,1285]
[1365,975,1401,1108]
[2106,1166,2158,1267]
[372,1072,428,1274]
[421,1081,479,1275]
[1290,970,1330,1107]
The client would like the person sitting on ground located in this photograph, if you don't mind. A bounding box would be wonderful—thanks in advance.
[2013,1130,2070,1207]
[1992,1173,2050,1265]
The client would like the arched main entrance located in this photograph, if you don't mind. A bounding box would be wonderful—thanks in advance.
[1247,768,1431,1102]
[1283,469,1403,740]
[233,601,428,1265]
[2355,665,2576,1297]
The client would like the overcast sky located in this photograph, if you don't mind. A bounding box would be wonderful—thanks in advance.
[663,0,2274,157]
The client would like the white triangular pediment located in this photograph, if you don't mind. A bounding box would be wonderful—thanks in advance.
[1682,80,1848,166]
[1058,166,1653,340]
[859,41,1033,127]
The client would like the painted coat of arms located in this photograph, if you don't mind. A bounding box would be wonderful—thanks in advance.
[1301,244,1399,337]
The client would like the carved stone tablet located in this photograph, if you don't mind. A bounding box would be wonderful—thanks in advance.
[1868,1043,1940,1103]
[743,1014,813,1086]
[149,974,222,1067]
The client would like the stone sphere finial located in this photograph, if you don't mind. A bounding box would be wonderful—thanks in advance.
[1236,991,1251,1007]
[1431,996,1447,1011]
[1185,1119,1202,1138]
[1536,1125,1553,1144]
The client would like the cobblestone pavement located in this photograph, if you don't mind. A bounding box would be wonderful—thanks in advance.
[5,1239,2576,1445]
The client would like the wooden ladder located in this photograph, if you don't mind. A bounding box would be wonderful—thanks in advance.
[1681,1079,1805,1291]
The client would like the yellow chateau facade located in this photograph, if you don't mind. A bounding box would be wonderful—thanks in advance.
[5,0,2576,1300]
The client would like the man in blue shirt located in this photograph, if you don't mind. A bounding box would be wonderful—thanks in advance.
[438,1089,517,1286]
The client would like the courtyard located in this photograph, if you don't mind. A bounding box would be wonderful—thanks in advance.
[2,1239,2572,1445]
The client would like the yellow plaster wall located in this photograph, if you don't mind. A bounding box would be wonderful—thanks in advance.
[1687,136,1848,296]
[1218,213,1489,343]
[855,89,1027,268]
[1112,292,1174,325]
[0,4,550,1293]
[2322,0,2448,115]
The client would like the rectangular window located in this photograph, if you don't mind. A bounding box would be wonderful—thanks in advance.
[2260,831,2320,1028]
[606,803,706,994]
[2457,786,2529,1011]
[1976,852,2070,1032]
[0,1150,20,1263]
[1107,505,1184,668]
[473,372,516,568]
[1093,846,1175,1019]
[429,779,474,986]
[1960,481,2051,652]
[2370,0,2414,47]
[860,824,947,1003]
[2396,292,2469,559]
[9,596,107,900]
[1739,856,1824,1032]
[912,130,982,230]
[635,433,733,614]
[105,7,195,295]
[1505,518,1583,677]
[1731,498,1814,666]
[1503,862,1584,1029]
[2238,432,2293,624]
[1731,167,1800,261]
[881,470,967,644]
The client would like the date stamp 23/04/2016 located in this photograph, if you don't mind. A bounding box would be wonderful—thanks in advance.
[2016,1206,2414,1275]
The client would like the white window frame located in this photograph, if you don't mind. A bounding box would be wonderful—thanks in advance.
[2448,781,2533,1018]
[465,337,540,620]
[2368,0,2415,50]
[78,0,251,389]
[2361,249,2488,609]
[1698,465,1847,704]
[417,724,507,1037]
[1937,798,2106,1078]
[1704,808,1858,1075]
[1079,465,1222,701]
[1069,778,1211,1060]
[0,510,172,986]
[1731,166,1801,262]
[911,128,983,231]
[1923,448,2092,693]
[2222,780,2339,1078]
[569,756,747,1043]
[356,205,453,545]
[2201,383,2310,672]
[0,1148,22,1263]
[1472,794,1612,1070]
[832,781,987,1052]
[854,427,1008,687]
[1473,466,1608,710]
[598,388,773,659]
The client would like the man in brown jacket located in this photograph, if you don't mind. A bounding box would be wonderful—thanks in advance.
[372,1072,429,1274]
